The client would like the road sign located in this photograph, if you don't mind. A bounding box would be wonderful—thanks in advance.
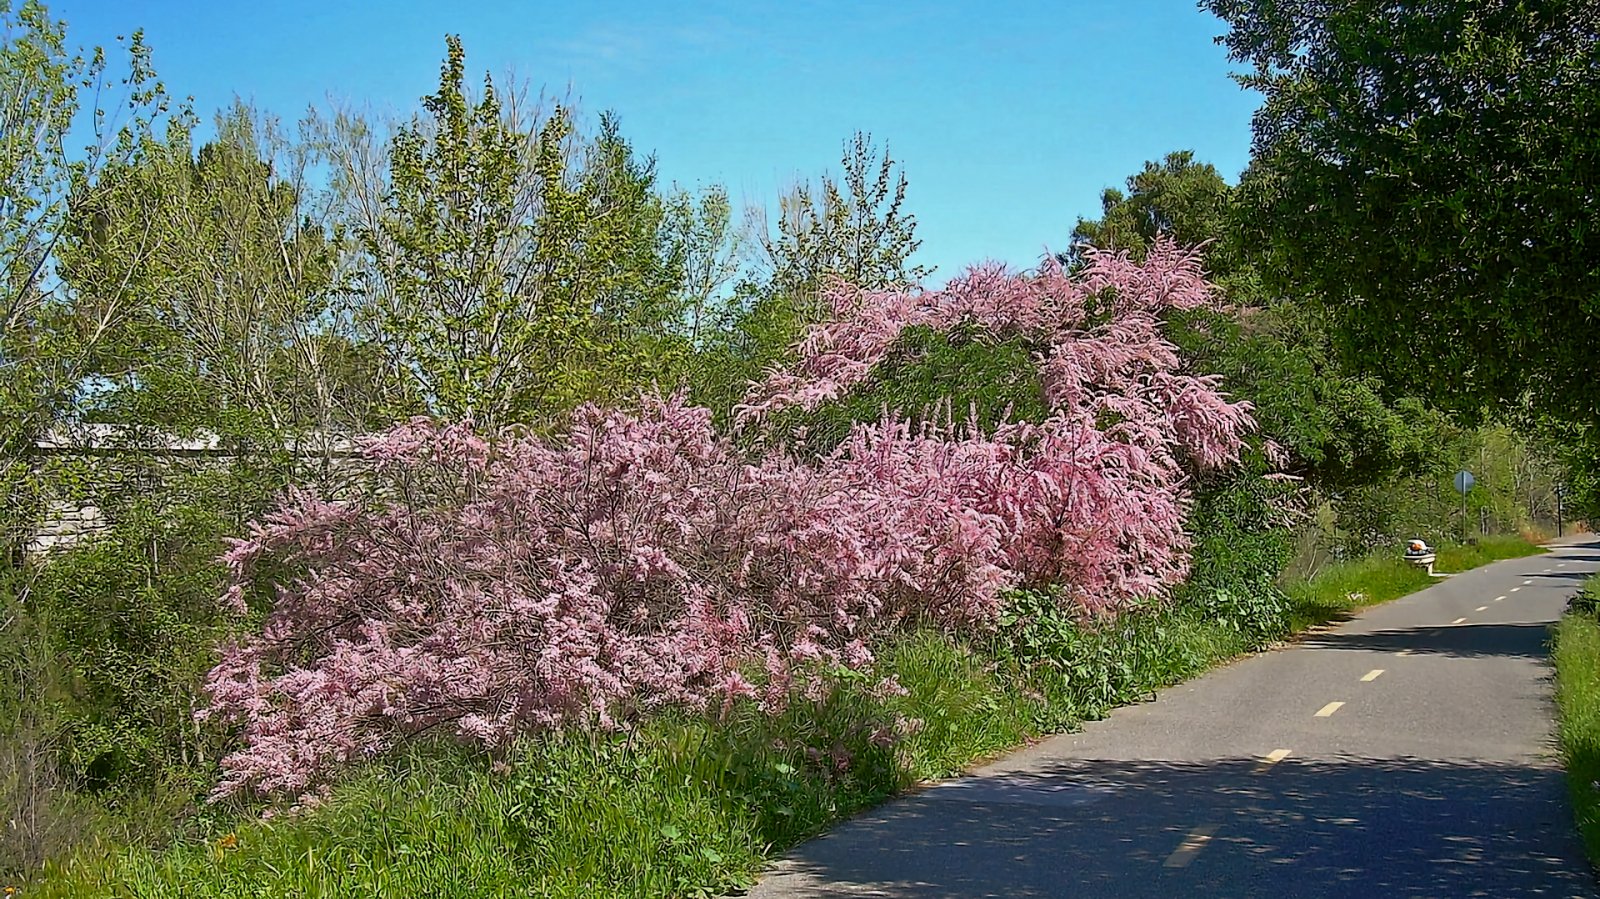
[1454,470,1475,495]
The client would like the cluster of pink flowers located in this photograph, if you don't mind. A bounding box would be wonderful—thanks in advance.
[202,239,1257,799]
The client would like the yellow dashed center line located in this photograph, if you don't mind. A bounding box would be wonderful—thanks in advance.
[1523,580,1533,585]
[1475,606,1488,612]
[1511,587,1522,593]
[1494,595,1507,602]
[1361,669,1384,682]
[1452,617,1468,624]
[1164,825,1218,868]
[1252,748,1292,774]
[1314,701,1345,717]
[1396,648,1414,657]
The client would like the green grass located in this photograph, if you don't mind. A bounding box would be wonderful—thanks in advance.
[1283,534,1545,632]
[20,611,1269,899]
[1555,579,1600,869]
[24,534,1548,898]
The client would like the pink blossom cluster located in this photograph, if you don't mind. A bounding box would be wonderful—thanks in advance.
[737,240,1246,469]
[202,240,1256,799]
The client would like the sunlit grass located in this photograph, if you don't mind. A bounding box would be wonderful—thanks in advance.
[1283,534,1544,631]
[1554,581,1600,868]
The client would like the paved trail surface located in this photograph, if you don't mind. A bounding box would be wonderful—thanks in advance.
[747,539,1600,898]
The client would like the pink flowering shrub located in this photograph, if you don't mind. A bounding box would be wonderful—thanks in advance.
[203,239,1257,799]
[737,240,1250,467]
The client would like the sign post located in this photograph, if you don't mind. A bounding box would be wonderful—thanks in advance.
[1454,470,1475,543]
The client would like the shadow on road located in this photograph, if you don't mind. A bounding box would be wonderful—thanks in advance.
[1522,571,1594,582]
[754,756,1592,898]
[1298,622,1554,661]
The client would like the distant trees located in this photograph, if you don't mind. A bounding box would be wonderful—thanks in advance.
[1067,151,1236,278]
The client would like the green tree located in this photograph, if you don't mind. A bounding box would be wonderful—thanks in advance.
[364,37,687,425]
[57,105,370,438]
[1067,151,1237,277]
[1206,0,1600,421]
[755,131,929,306]
[1070,151,1447,493]
[0,2,170,559]
[660,183,740,346]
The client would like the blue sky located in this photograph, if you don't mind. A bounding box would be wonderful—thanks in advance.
[54,0,1259,280]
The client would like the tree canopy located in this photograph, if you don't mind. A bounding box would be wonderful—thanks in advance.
[1206,0,1600,421]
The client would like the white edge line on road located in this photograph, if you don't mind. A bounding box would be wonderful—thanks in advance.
[1314,701,1345,717]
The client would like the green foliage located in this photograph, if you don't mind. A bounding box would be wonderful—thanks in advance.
[56,104,378,435]
[1186,306,1450,491]
[0,2,174,558]
[1553,590,1600,867]
[1068,151,1238,278]
[659,183,740,347]
[1176,465,1297,635]
[370,38,689,426]
[758,131,928,305]
[1328,423,1565,554]
[1539,418,1600,522]
[1208,0,1600,422]
[1070,151,1451,496]
[373,36,570,424]
[24,506,234,789]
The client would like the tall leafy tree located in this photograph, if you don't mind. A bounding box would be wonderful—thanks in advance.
[660,183,740,346]
[1068,151,1236,276]
[0,1,171,558]
[366,37,686,425]
[1072,151,1446,491]
[756,131,928,304]
[1206,0,1600,421]
[58,105,361,436]
[370,37,552,426]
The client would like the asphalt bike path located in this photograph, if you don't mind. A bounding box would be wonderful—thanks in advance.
[745,538,1600,898]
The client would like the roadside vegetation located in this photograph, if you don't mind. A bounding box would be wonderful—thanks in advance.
[1284,535,1547,632]
[21,536,1544,898]
[1555,577,1600,869]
